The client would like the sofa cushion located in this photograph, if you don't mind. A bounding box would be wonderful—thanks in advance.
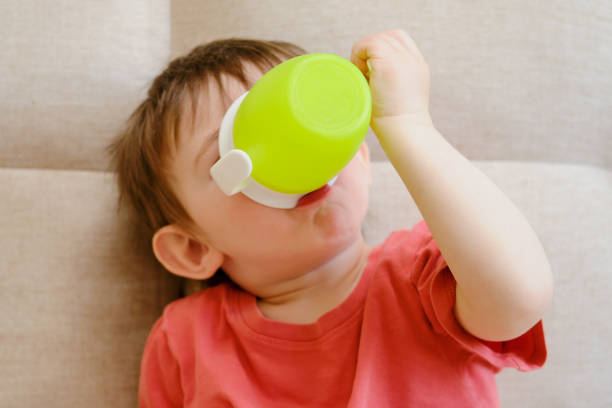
[0,0,170,171]
[0,168,181,407]
[365,160,612,407]
[171,0,612,168]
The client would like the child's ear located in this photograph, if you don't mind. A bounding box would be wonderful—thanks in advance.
[152,224,223,280]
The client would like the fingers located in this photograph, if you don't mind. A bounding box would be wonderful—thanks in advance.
[392,29,426,62]
[349,39,373,76]
[350,29,425,76]
[350,33,390,74]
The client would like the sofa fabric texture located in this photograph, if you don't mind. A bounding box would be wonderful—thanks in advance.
[2,0,610,406]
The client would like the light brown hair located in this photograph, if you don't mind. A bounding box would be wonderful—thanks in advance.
[108,38,307,238]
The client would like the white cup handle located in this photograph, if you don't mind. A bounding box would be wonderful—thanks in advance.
[210,149,253,195]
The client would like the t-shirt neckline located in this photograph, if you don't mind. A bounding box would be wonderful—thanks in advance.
[232,247,380,343]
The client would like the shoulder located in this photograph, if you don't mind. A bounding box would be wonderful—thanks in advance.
[139,284,237,405]
[378,220,438,259]
[164,282,231,316]
[159,283,235,345]
[374,220,445,285]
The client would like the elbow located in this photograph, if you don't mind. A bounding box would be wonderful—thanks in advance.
[524,257,554,320]
[482,264,554,342]
[505,262,554,340]
[522,238,554,326]
[455,252,554,342]
[505,225,554,333]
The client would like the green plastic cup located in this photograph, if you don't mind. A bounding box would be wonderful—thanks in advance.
[211,53,371,207]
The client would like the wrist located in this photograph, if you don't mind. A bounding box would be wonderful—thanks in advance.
[371,111,434,139]
[371,112,436,152]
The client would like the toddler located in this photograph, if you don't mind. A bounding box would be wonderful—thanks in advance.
[109,30,553,407]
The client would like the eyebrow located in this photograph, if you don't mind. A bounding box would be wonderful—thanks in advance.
[194,127,220,168]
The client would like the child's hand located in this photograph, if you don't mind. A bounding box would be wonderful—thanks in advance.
[350,29,432,133]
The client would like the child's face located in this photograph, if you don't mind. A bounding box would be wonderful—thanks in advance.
[168,65,371,293]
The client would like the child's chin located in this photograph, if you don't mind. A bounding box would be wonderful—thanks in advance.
[313,203,362,243]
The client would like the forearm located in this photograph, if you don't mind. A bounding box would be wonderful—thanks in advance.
[376,117,553,340]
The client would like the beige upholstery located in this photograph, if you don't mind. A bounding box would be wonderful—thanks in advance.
[0,0,170,170]
[172,0,612,169]
[0,169,181,406]
[2,0,611,406]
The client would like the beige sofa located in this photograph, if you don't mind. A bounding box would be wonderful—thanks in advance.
[2,0,611,406]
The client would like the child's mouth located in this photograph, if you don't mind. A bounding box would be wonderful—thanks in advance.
[296,184,331,208]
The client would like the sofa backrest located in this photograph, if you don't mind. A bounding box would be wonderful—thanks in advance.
[2,1,611,406]
[172,0,612,170]
[1,1,179,406]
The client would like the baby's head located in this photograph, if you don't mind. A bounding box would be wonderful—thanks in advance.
[109,38,371,292]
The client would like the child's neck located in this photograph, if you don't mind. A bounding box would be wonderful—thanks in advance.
[256,237,371,325]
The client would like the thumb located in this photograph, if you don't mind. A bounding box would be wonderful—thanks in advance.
[350,36,378,77]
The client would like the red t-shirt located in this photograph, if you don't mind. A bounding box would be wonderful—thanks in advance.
[139,221,546,407]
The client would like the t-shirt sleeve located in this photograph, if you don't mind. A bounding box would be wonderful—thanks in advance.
[402,220,547,372]
[138,317,184,408]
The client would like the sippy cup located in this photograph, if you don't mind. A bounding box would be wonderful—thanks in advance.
[210,53,371,208]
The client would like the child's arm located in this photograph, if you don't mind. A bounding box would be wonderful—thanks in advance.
[351,30,553,342]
